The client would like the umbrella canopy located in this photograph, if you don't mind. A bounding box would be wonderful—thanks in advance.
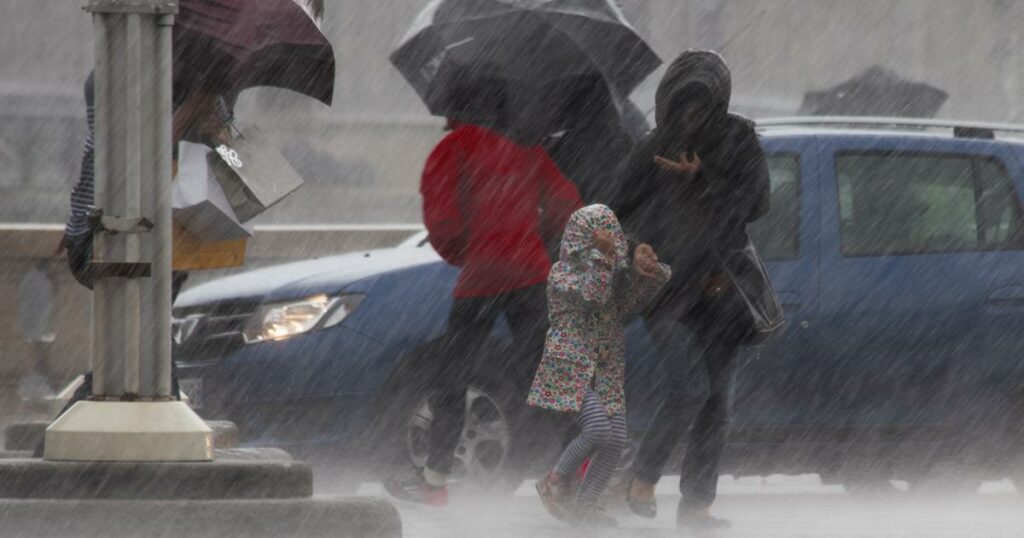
[291,0,324,26]
[174,0,336,106]
[799,66,948,118]
[391,0,660,123]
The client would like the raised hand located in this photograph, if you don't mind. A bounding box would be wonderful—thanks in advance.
[654,151,701,176]
[633,243,661,278]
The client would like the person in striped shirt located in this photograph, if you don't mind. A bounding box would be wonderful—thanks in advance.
[64,71,232,294]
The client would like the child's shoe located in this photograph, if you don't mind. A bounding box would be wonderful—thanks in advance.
[535,471,573,522]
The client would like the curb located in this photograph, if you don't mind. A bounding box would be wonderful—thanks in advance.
[0,458,313,499]
[0,496,402,538]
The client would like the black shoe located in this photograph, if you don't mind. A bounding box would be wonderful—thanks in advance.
[383,468,449,507]
[677,505,731,532]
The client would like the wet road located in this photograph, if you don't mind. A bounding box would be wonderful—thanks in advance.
[335,475,1024,538]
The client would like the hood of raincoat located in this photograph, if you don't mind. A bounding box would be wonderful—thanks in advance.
[559,204,629,270]
[654,50,731,151]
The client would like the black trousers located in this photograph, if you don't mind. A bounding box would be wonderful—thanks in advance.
[426,284,547,475]
[633,299,745,510]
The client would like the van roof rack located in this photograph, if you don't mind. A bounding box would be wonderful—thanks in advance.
[756,116,1024,139]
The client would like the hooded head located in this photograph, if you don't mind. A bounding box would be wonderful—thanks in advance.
[560,204,629,270]
[654,50,732,151]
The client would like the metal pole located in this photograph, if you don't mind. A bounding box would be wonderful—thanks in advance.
[124,12,143,396]
[91,12,110,398]
[45,0,211,462]
[104,11,128,399]
[153,12,174,398]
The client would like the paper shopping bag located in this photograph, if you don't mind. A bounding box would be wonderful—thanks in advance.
[208,126,304,223]
[173,141,254,242]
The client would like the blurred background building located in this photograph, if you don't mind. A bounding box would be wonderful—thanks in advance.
[2,0,1023,226]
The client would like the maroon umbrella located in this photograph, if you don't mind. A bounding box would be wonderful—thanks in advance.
[173,0,335,106]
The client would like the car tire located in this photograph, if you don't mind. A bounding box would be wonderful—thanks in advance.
[396,377,526,495]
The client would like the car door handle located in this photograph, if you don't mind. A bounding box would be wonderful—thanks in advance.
[987,286,1024,305]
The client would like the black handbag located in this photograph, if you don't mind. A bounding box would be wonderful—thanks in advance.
[718,234,785,346]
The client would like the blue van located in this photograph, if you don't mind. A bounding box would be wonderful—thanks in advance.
[175,118,1024,494]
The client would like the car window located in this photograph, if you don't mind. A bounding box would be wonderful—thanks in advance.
[976,158,1024,249]
[748,154,801,261]
[836,152,1024,256]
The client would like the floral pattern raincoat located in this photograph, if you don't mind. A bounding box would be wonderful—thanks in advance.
[527,205,670,415]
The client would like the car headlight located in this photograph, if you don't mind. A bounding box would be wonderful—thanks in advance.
[242,293,365,344]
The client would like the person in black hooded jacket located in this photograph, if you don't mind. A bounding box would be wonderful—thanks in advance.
[610,50,770,531]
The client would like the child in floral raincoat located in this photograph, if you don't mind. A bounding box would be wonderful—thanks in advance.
[527,204,670,526]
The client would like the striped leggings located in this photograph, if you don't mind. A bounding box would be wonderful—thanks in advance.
[554,390,628,504]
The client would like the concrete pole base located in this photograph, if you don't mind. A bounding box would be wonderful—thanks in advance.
[8,419,239,451]
[44,401,212,461]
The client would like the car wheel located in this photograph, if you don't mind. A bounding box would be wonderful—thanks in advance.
[403,381,524,494]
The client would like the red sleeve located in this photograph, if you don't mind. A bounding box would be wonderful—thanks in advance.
[421,132,467,266]
[537,150,583,242]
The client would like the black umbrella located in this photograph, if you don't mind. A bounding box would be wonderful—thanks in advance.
[798,66,948,118]
[391,0,660,126]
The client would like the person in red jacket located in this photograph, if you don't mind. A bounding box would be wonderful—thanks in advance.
[385,116,582,506]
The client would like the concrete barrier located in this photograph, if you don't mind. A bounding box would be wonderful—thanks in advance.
[0,223,423,260]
